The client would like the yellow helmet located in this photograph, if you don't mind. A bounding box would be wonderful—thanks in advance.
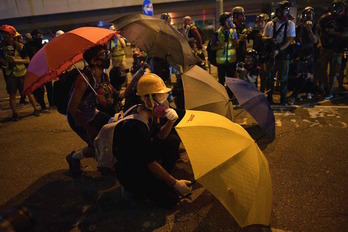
[136,73,172,96]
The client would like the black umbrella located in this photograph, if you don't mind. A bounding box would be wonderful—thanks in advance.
[112,14,200,68]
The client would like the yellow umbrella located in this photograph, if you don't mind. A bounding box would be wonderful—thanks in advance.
[182,65,233,120]
[175,110,272,228]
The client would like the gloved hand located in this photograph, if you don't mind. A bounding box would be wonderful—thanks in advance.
[165,108,178,122]
[174,179,192,197]
[133,67,144,80]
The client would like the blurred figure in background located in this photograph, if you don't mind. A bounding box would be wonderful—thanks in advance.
[0,25,40,121]
[232,6,247,63]
[26,29,54,111]
[109,25,127,71]
[55,30,64,37]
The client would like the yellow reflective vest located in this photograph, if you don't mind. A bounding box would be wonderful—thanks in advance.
[216,28,237,65]
[2,43,27,77]
[110,39,125,62]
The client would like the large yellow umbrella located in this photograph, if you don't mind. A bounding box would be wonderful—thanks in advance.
[182,65,233,120]
[175,110,272,228]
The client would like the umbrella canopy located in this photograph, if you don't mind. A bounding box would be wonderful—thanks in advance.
[112,14,200,68]
[226,78,275,139]
[182,65,233,120]
[23,27,116,94]
[175,110,272,228]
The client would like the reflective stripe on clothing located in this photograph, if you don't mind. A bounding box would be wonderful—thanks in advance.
[216,28,237,65]
[110,39,125,61]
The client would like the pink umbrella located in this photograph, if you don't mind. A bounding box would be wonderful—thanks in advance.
[23,27,116,94]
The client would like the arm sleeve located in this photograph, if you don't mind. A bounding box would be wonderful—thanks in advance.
[190,27,203,49]
[288,21,296,38]
[263,22,273,37]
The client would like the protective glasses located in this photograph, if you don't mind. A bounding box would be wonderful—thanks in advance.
[97,50,111,60]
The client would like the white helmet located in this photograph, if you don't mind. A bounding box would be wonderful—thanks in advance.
[109,25,116,31]
[55,30,64,37]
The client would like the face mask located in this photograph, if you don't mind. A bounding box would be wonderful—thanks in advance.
[100,58,110,69]
[153,100,169,118]
[96,50,111,69]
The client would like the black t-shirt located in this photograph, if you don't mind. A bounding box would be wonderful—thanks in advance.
[113,116,157,181]
[335,10,348,51]
[296,23,317,56]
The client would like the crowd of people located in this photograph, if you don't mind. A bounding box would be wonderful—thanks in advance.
[0,27,65,121]
[0,0,347,210]
[209,0,347,106]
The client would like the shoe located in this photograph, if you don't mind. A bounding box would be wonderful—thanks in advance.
[335,86,346,94]
[324,93,333,100]
[20,100,28,105]
[295,95,303,101]
[12,113,19,121]
[288,97,295,105]
[41,108,50,113]
[33,109,41,117]
[306,93,312,99]
[280,100,289,106]
[66,152,82,175]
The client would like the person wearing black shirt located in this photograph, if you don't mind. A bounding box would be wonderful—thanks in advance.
[289,6,318,104]
[113,73,191,208]
[317,0,347,99]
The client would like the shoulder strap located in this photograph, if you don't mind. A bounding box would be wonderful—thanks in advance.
[273,20,287,41]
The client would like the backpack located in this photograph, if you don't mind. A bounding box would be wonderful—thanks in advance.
[207,33,218,66]
[196,26,206,44]
[53,68,80,115]
[94,105,149,170]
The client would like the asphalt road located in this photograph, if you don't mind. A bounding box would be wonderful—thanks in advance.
[0,91,347,231]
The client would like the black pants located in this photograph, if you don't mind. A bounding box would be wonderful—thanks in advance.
[217,63,236,85]
[33,82,53,109]
[115,165,179,209]
[153,133,181,173]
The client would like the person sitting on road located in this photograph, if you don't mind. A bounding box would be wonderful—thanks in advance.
[66,44,144,175]
[235,49,261,87]
[113,73,191,208]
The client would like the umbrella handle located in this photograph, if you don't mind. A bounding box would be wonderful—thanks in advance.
[73,64,98,96]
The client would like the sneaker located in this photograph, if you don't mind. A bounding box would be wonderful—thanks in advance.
[12,113,19,121]
[306,93,312,99]
[33,109,41,117]
[66,152,82,175]
[288,97,295,105]
[295,95,303,101]
[324,93,333,100]
[41,108,50,113]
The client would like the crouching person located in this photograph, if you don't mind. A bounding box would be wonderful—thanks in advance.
[113,73,191,208]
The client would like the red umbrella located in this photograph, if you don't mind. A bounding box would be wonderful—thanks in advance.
[23,27,116,94]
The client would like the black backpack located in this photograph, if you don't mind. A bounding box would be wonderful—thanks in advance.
[207,33,218,66]
[196,27,206,44]
[53,68,80,115]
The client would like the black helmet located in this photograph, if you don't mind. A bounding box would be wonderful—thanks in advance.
[332,0,346,18]
[219,12,232,26]
[277,0,292,10]
[160,13,171,22]
[246,49,259,61]
[256,13,270,22]
[276,1,292,19]
[302,6,315,22]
